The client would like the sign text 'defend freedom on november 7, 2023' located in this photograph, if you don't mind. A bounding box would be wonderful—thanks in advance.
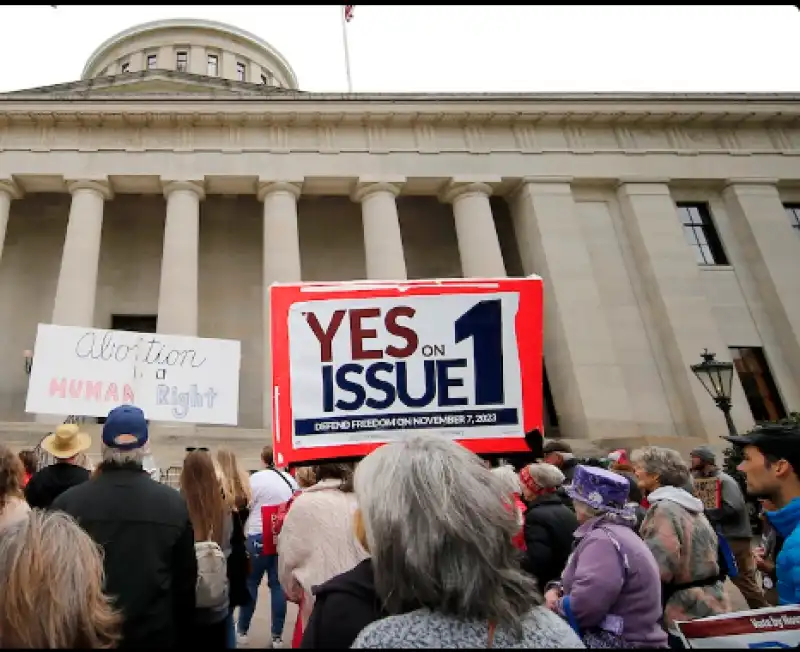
[287,292,523,448]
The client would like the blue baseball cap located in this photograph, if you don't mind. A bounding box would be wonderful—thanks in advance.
[102,404,149,451]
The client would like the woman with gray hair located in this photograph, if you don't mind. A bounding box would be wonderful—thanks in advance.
[631,446,730,647]
[351,435,584,649]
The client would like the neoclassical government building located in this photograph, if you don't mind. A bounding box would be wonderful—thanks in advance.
[1,18,798,467]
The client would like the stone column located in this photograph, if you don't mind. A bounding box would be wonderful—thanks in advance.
[0,179,22,266]
[616,180,753,440]
[722,180,800,408]
[440,181,506,277]
[258,181,303,428]
[157,181,204,336]
[510,178,638,441]
[51,180,112,326]
[352,182,408,280]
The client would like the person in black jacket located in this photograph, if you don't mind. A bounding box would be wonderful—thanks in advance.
[301,559,384,648]
[519,462,578,590]
[25,424,91,509]
[53,405,198,649]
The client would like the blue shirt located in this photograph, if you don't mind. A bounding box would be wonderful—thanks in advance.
[767,496,800,605]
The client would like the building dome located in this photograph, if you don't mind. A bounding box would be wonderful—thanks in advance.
[81,18,299,89]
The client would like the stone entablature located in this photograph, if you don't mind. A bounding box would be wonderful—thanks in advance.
[0,93,799,162]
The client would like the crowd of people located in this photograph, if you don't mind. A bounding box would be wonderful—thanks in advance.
[0,402,798,649]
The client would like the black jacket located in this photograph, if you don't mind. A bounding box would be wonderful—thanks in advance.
[301,559,385,649]
[53,465,197,649]
[228,506,251,608]
[25,462,89,509]
[521,493,579,589]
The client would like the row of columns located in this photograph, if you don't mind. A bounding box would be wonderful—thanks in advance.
[1,175,797,438]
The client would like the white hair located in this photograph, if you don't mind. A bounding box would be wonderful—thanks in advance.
[526,463,565,490]
[354,434,540,632]
[101,445,146,467]
[491,464,521,495]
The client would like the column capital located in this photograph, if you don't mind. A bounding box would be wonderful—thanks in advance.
[257,181,301,202]
[722,178,780,194]
[162,180,205,201]
[615,178,672,196]
[351,182,401,203]
[439,181,493,205]
[0,178,22,200]
[66,179,113,201]
[514,177,574,198]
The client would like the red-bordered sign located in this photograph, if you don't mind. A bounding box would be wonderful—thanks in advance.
[269,277,543,466]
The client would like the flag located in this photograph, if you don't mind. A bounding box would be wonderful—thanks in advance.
[344,5,355,22]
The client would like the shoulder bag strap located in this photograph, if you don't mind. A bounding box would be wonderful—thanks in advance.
[270,467,295,492]
[487,622,496,648]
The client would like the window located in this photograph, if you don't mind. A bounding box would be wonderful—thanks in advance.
[676,203,729,266]
[207,54,218,76]
[176,51,188,72]
[729,347,786,423]
[260,73,267,85]
[236,61,246,81]
[784,203,800,236]
[146,54,157,69]
[120,61,130,73]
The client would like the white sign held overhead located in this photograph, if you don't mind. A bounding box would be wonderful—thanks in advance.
[25,323,241,425]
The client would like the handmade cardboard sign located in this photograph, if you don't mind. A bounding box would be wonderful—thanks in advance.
[694,477,722,511]
[269,277,543,466]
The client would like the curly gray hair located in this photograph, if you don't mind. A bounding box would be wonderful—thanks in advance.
[630,446,690,488]
[354,434,540,631]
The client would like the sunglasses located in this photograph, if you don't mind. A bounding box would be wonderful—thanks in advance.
[185,446,209,453]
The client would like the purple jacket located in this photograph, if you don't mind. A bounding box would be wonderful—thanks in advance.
[557,515,667,648]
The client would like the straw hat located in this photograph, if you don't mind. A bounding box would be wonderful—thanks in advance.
[41,423,91,460]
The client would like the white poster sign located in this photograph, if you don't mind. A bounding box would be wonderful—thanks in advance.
[25,323,241,425]
[675,605,800,649]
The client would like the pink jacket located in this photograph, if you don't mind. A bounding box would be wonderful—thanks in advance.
[277,479,369,627]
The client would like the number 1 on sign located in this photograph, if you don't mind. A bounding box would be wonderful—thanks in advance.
[454,299,505,405]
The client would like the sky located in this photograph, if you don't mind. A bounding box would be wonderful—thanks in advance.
[0,5,798,94]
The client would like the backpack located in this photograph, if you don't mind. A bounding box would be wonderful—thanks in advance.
[260,469,301,556]
[194,540,229,609]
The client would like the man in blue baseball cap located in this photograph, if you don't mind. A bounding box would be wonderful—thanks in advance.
[54,405,198,647]
[724,423,800,606]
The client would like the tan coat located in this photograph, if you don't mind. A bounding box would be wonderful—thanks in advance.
[277,479,368,628]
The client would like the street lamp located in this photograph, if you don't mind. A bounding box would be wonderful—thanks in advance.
[23,349,33,376]
[690,348,737,437]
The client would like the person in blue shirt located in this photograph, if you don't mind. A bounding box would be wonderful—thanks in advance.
[725,424,800,605]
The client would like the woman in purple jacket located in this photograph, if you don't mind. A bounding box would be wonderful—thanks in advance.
[544,465,668,649]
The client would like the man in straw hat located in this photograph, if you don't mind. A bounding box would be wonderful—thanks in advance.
[24,422,91,509]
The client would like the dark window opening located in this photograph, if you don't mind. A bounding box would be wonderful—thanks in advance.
[236,61,246,81]
[729,346,786,423]
[784,203,800,235]
[120,62,130,73]
[176,51,188,72]
[676,202,729,266]
[146,54,157,69]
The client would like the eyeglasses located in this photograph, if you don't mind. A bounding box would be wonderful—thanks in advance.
[185,446,209,453]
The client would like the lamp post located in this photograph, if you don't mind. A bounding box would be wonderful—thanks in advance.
[690,348,737,437]
[23,349,33,376]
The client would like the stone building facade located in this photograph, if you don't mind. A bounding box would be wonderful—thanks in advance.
[1,19,798,467]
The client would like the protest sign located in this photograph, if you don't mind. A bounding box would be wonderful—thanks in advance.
[269,277,543,466]
[694,477,722,510]
[675,605,800,649]
[25,323,241,425]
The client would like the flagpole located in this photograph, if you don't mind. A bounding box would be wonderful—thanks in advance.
[341,6,353,93]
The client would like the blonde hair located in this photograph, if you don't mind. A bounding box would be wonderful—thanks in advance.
[216,449,252,510]
[0,510,121,648]
[294,466,316,489]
